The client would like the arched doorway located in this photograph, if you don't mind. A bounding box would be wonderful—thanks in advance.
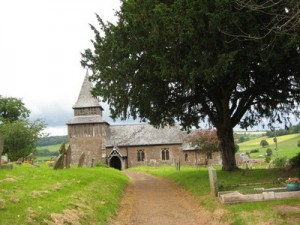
[110,156,122,170]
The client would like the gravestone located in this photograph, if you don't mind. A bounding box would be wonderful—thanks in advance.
[208,166,218,197]
[65,145,71,168]
[53,154,64,170]
[78,152,85,168]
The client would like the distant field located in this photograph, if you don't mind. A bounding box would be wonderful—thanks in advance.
[238,133,300,159]
[35,144,64,161]
[36,144,63,152]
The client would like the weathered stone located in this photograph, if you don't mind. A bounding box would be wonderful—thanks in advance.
[208,166,218,197]
[53,154,64,170]
[65,145,71,168]
[219,190,300,204]
[25,153,34,163]
[78,152,85,168]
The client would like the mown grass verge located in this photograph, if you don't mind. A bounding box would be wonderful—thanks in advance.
[130,165,300,225]
[0,165,128,225]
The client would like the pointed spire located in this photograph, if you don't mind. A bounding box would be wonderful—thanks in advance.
[72,71,102,109]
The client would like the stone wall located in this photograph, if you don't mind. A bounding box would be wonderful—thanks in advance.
[105,145,221,168]
[69,136,104,166]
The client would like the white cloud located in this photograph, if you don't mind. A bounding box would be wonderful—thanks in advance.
[0,0,121,136]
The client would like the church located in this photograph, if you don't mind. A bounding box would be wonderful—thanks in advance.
[67,74,220,170]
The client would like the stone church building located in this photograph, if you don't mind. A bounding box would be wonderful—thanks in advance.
[67,74,220,170]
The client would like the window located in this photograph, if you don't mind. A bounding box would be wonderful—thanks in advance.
[137,149,145,162]
[161,148,169,160]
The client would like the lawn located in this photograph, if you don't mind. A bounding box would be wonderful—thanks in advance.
[130,165,300,225]
[0,164,128,225]
[238,133,300,160]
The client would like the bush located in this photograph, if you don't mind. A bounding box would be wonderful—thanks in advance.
[250,149,259,154]
[297,140,300,147]
[273,157,287,168]
[265,156,271,163]
[290,153,300,169]
[266,148,273,156]
[260,139,269,148]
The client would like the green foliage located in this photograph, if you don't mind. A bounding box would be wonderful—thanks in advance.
[265,155,271,163]
[260,139,269,148]
[266,148,273,156]
[0,96,30,123]
[273,157,287,168]
[82,0,300,170]
[290,153,300,169]
[297,139,300,147]
[250,149,259,154]
[37,136,67,146]
[0,119,46,160]
[0,165,128,225]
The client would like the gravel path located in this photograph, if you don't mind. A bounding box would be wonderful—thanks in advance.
[108,171,228,225]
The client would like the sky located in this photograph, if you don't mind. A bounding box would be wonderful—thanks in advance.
[0,0,123,136]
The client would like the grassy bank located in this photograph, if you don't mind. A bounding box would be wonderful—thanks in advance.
[130,165,300,225]
[0,165,128,225]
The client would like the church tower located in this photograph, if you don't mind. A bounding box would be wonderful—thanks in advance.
[67,73,109,165]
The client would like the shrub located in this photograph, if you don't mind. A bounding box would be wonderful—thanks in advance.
[265,155,271,163]
[297,140,300,147]
[250,149,259,154]
[273,157,287,168]
[266,148,273,156]
[290,153,300,169]
[260,139,269,148]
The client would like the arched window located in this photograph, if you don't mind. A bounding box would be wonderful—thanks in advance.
[161,148,169,160]
[137,149,145,161]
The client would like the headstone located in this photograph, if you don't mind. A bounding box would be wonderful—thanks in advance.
[65,145,71,168]
[78,152,85,168]
[208,166,218,197]
[59,143,66,168]
[25,153,34,164]
[53,154,64,170]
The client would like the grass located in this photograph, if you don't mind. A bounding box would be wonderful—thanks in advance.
[238,133,300,159]
[0,164,128,225]
[36,144,62,153]
[130,165,300,224]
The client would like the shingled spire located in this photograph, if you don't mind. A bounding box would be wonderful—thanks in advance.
[72,71,102,109]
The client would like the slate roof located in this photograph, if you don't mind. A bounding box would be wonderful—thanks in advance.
[67,115,107,125]
[106,124,186,147]
[72,73,102,109]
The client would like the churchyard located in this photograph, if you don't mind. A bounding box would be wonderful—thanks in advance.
[0,164,128,225]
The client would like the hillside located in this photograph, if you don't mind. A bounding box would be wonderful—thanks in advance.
[238,133,300,159]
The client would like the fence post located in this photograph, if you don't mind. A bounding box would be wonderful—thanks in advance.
[208,166,218,197]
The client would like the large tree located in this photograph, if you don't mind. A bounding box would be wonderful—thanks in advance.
[236,0,300,37]
[81,0,300,170]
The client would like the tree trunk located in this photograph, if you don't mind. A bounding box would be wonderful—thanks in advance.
[217,126,238,171]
